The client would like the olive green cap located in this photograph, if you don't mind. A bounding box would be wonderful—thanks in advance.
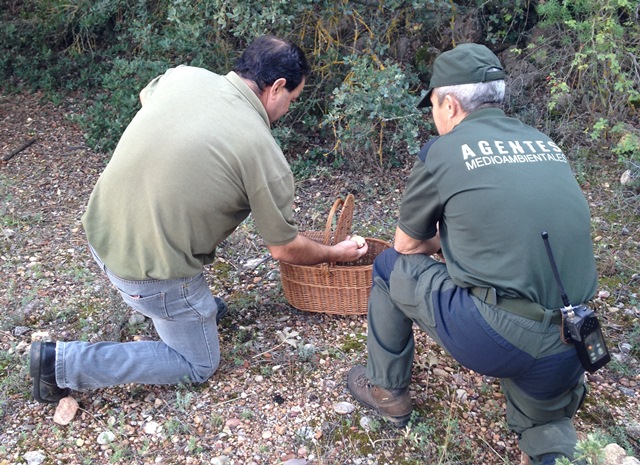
[417,43,505,108]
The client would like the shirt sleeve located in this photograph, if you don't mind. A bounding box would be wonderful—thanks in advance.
[139,67,181,105]
[397,153,443,241]
[248,171,299,246]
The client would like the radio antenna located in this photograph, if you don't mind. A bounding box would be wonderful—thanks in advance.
[541,231,572,310]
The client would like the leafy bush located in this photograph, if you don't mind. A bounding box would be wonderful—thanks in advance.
[2,0,638,172]
[321,54,431,168]
[1,0,451,166]
[533,0,640,166]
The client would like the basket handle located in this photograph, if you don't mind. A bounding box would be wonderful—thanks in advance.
[321,194,355,245]
[322,198,344,245]
[334,193,354,243]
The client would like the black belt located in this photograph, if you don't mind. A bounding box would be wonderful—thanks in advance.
[470,286,562,325]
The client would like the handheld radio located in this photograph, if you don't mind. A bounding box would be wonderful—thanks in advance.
[541,231,611,372]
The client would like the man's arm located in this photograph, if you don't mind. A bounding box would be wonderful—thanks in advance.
[268,234,368,265]
[394,226,441,256]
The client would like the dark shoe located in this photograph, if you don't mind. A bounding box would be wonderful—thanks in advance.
[30,341,70,404]
[347,365,412,427]
[214,297,228,324]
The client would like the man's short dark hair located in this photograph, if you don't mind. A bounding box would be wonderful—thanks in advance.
[234,35,311,93]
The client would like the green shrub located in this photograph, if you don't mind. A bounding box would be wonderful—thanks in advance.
[1,0,446,162]
[533,0,640,163]
[321,53,431,168]
[3,0,638,171]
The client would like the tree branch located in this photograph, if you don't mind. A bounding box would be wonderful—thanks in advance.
[2,137,37,162]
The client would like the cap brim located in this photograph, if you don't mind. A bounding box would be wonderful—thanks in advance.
[417,89,433,108]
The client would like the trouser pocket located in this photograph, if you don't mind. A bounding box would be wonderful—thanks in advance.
[388,255,439,328]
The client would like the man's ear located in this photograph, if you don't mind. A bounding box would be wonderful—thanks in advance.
[444,94,459,118]
[268,78,287,98]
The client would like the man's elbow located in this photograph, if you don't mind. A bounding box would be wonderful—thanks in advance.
[267,243,292,262]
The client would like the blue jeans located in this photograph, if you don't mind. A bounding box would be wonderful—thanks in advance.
[56,247,222,390]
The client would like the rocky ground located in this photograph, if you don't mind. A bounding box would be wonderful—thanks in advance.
[0,92,638,465]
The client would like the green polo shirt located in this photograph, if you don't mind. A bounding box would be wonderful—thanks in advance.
[82,67,298,280]
[398,108,597,308]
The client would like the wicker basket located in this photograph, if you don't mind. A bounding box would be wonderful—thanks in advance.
[279,195,391,315]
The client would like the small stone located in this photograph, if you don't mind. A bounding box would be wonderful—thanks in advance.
[602,443,626,464]
[53,396,79,425]
[626,421,640,440]
[14,326,30,336]
[30,331,50,342]
[619,343,632,355]
[143,421,161,435]
[296,426,314,439]
[433,368,448,377]
[97,431,116,445]
[225,418,241,428]
[598,290,611,299]
[619,386,636,397]
[333,401,355,414]
[244,258,265,269]
[128,313,146,325]
[211,456,230,465]
[23,451,46,465]
[622,458,640,465]
[262,430,272,439]
[359,416,375,431]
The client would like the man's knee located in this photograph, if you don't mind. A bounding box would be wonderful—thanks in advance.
[372,248,400,283]
[518,418,579,464]
[190,354,220,383]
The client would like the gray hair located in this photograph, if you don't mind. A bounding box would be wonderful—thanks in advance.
[433,79,505,113]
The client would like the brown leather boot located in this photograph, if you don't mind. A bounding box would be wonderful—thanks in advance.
[347,365,412,427]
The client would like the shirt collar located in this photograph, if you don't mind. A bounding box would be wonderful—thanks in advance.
[225,71,270,127]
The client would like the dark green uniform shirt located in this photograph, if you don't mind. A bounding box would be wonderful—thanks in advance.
[82,68,298,280]
[398,108,597,308]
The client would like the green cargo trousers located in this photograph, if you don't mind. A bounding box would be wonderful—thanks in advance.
[365,249,587,464]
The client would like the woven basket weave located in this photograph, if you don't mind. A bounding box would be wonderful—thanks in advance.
[279,195,391,315]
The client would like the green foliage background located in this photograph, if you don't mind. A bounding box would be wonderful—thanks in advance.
[1,0,639,172]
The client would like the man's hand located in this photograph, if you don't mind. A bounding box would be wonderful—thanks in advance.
[334,236,369,262]
[394,226,441,256]
[349,234,367,249]
[268,233,368,265]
